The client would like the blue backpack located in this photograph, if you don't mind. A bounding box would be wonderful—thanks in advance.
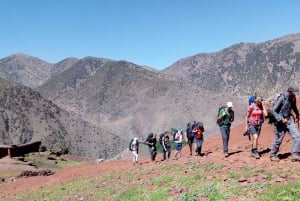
[248,95,256,105]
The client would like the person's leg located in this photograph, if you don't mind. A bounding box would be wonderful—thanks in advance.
[199,139,203,156]
[287,120,300,161]
[270,123,286,160]
[220,126,229,155]
[174,143,178,159]
[132,151,138,164]
[178,143,182,158]
[249,126,260,158]
[188,138,193,155]
[153,149,157,161]
[162,149,166,161]
[167,147,171,160]
[194,138,200,155]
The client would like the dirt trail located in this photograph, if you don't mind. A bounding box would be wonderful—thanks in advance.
[0,122,299,197]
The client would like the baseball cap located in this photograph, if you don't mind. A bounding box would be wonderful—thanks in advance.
[226,102,233,108]
[287,86,299,93]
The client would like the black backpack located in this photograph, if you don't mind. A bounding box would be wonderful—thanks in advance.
[129,139,133,151]
[159,133,165,144]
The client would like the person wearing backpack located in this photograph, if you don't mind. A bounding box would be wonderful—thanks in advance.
[269,87,300,162]
[217,101,234,157]
[161,131,171,161]
[145,133,157,162]
[186,122,195,156]
[129,137,139,165]
[193,122,205,156]
[245,96,264,159]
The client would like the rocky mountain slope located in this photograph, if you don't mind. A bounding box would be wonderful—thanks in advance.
[0,79,126,159]
[38,59,245,138]
[163,33,300,98]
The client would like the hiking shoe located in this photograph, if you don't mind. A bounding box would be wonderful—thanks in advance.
[224,152,229,157]
[291,154,300,162]
[270,156,280,162]
[251,152,260,159]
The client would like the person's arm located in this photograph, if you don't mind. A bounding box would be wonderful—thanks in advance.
[230,110,234,122]
[245,106,251,130]
[218,109,226,121]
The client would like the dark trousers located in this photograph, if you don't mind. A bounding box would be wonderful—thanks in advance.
[219,125,230,153]
[148,147,157,161]
[162,146,171,160]
[195,138,203,155]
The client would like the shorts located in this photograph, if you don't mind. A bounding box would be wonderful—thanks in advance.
[248,125,261,136]
[187,136,194,145]
[175,142,182,151]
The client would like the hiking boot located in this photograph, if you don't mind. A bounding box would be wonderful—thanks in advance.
[224,152,229,157]
[251,151,260,159]
[270,156,280,162]
[291,154,300,162]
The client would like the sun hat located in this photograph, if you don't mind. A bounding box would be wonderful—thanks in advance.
[226,102,233,108]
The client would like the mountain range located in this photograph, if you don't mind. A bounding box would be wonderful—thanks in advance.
[0,33,299,159]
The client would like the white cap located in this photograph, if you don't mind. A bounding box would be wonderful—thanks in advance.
[133,137,138,141]
[226,102,233,108]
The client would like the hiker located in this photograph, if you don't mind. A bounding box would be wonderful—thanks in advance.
[193,122,205,156]
[217,101,234,157]
[269,87,300,162]
[173,128,183,160]
[145,133,157,162]
[186,122,195,156]
[161,131,171,161]
[129,137,139,165]
[245,96,264,159]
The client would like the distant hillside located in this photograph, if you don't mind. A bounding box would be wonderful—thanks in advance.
[38,59,245,139]
[163,33,300,99]
[0,79,126,159]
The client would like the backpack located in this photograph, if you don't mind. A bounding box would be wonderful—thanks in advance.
[216,106,226,126]
[129,139,133,151]
[159,133,165,144]
[173,130,180,141]
[267,93,286,124]
[217,106,234,126]
[249,95,256,105]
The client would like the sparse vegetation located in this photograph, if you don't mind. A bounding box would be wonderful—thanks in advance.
[4,159,300,201]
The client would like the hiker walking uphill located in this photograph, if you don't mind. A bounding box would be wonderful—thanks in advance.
[129,137,139,165]
[245,96,265,159]
[161,131,171,161]
[269,87,300,162]
[186,122,195,156]
[217,102,234,157]
[173,129,183,160]
[145,133,157,162]
[192,122,205,156]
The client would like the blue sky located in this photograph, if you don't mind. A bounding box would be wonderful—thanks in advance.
[1,0,300,70]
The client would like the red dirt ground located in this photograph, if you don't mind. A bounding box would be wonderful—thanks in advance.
[0,120,300,198]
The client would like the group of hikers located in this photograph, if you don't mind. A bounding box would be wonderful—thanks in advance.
[129,86,300,165]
